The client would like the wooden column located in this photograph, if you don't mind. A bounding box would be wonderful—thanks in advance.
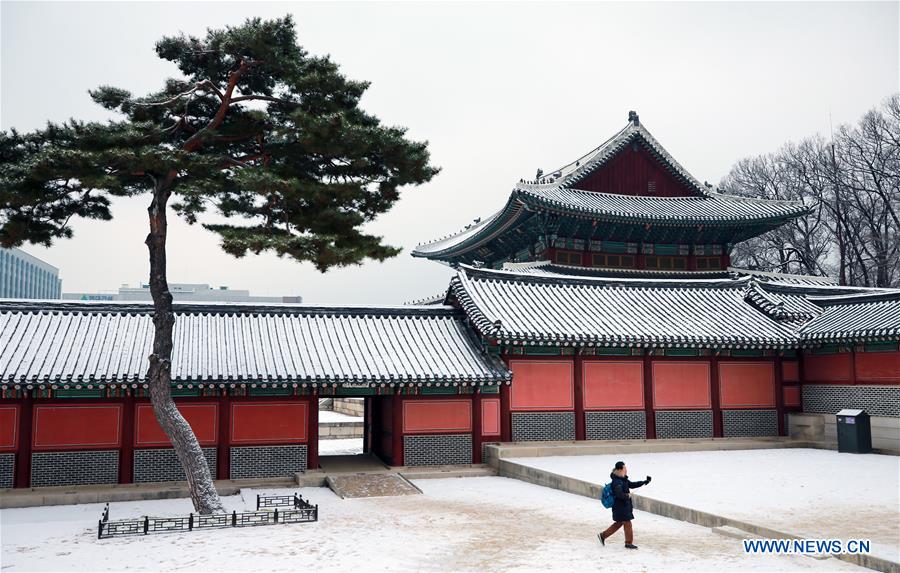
[15,391,33,488]
[391,390,404,467]
[118,391,135,484]
[363,396,371,454]
[797,351,806,411]
[849,347,858,385]
[307,394,319,471]
[774,355,786,436]
[642,353,656,439]
[471,388,483,464]
[499,382,512,442]
[710,355,723,438]
[217,388,231,480]
[573,353,586,441]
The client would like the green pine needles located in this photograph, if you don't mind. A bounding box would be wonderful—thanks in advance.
[1,15,438,270]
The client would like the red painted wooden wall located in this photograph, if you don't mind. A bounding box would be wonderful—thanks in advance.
[574,145,696,197]
[402,400,472,434]
[718,362,776,408]
[32,404,122,450]
[508,360,574,410]
[481,399,501,436]
[0,405,18,451]
[230,402,307,445]
[135,403,218,447]
[651,362,711,409]
[803,353,853,383]
[782,361,800,383]
[783,386,802,408]
[582,361,644,410]
[855,351,900,384]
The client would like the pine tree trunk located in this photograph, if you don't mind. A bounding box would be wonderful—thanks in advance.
[145,179,225,514]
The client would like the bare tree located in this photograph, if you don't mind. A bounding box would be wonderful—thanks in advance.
[720,94,900,287]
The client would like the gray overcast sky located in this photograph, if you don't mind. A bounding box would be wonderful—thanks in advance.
[2,1,898,304]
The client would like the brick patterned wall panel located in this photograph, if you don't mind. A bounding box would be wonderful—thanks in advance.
[403,434,472,467]
[511,412,576,441]
[134,448,218,483]
[722,409,778,437]
[655,410,713,438]
[229,445,307,479]
[31,450,119,487]
[802,385,900,417]
[585,411,647,440]
[0,452,13,488]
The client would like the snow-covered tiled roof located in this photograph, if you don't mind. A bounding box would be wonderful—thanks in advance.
[801,290,900,344]
[413,117,808,261]
[499,261,842,287]
[449,266,801,349]
[729,268,837,286]
[512,185,807,223]
[0,300,510,386]
[545,119,708,193]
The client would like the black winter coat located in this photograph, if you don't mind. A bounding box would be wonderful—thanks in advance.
[610,472,646,522]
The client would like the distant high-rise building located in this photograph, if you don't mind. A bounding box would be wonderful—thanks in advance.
[63,282,302,304]
[0,248,62,299]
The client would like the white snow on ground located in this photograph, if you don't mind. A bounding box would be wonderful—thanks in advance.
[318,410,363,423]
[510,448,900,562]
[318,437,364,455]
[1,476,866,572]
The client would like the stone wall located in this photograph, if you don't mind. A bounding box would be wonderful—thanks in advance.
[332,398,364,417]
[0,453,14,488]
[31,450,119,487]
[229,445,307,479]
[788,412,900,453]
[585,411,646,440]
[722,409,778,437]
[133,448,218,483]
[511,412,575,441]
[403,434,472,466]
[654,410,713,438]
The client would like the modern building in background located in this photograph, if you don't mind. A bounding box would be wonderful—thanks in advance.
[64,283,302,304]
[0,248,62,299]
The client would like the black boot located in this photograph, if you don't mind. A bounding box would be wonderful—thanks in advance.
[625,543,638,549]
[598,533,606,546]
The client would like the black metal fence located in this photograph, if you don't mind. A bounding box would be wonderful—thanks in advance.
[98,494,318,539]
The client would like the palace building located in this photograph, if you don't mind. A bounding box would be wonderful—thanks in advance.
[1,113,898,489]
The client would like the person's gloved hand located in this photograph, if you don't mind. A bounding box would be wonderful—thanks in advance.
[645,475,652,484]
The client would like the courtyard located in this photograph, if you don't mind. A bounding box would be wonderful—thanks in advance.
[510,448,900,563]
[0,473,876,572]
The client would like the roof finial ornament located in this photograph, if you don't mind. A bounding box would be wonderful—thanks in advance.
[628,110,640,126]
[535,168,543,181]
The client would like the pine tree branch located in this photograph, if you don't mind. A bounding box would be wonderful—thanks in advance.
[229,95,298,106]
[182,60,260,153]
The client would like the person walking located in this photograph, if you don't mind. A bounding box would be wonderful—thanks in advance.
[598,460,651,549]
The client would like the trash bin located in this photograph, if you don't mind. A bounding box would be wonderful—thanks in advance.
[836,409,872,453]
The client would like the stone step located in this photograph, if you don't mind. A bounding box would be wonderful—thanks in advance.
[325,473,421,499]
[399,465,497,480]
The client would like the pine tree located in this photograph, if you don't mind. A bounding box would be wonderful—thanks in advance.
[0,16,438,513]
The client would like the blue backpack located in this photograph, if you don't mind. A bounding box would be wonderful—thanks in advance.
[600,483,614,508]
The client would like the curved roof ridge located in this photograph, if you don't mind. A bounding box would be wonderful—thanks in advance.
[514,186,809,223]
[808,289,900,306]
[0,298,460,317]
[535,121,710,197]
[458,263,752,289]
[517,184,806,208]
[542,123,633,180]
[728,267,837,285]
